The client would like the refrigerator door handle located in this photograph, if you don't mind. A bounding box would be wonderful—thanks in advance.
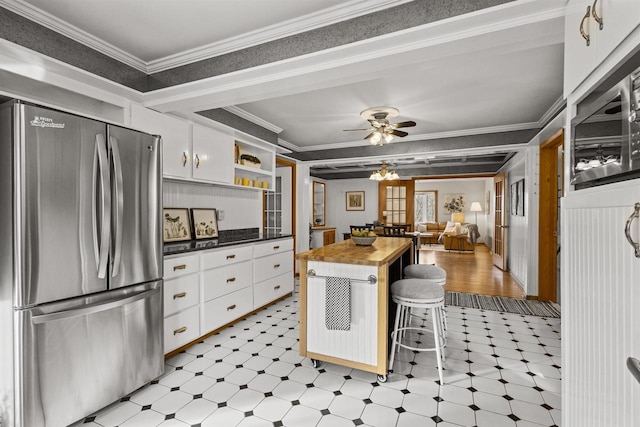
[93,134,110,279]
[30,285,161,324]
[110,135,124,277]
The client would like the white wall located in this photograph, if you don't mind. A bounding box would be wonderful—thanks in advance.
[163,181,262,231]
[277,166,292,234]
[325,178,380,240]
[415,178,491,243]
[484,179,494,250]
[503,154,528,290]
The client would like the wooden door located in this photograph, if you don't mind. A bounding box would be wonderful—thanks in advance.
[378,180,414,228]
[538,130,563,302]
[493,174,508,270]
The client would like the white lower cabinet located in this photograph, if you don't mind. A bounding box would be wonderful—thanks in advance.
[164,305,200,354]
[202,287,253,332]
[163,237,293,354]
[254,273,294,309]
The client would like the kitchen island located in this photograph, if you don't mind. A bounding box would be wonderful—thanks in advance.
[297,237,413,381]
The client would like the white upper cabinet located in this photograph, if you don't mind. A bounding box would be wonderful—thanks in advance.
[130,104,191,179]
[192,124,234,184]
[130,104,275,190]
[564,0,640,96]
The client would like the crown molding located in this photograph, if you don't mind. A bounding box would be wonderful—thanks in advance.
[303,142,528,168]
[0,0,412,74]
[538,95,566,127]
[286,122,541,152]
[223,106,283,134]
[143,0,565,113]
[0,0,148,72]
[147,0,414,73]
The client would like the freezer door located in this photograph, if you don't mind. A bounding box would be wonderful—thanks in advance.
[14,281,163,427]
[107,125,162,289]
[17,104,109,307]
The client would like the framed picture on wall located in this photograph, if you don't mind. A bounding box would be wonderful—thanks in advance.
[346,191,365,211]
[510,183,518,216]
[163,208,192,242]
[191,208,219,239]
[516,179,525,216]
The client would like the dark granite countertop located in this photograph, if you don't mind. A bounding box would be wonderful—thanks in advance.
[164,231,293,256]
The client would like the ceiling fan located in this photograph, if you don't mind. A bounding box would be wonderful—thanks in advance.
[344,106,416,145]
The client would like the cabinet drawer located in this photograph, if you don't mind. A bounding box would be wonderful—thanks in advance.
[254,272,294,309]
[202,260,252,302]
[164,274,199,317]
[254,238,294,258]
[164,305,200,354]
[254,251,293,283]
[202,287,253,334]
[164,254,199,280]
[201,245,252,269]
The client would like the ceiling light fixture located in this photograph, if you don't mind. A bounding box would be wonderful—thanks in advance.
[369,161,399,181]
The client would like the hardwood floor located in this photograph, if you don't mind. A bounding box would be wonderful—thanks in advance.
[418,244,526,299]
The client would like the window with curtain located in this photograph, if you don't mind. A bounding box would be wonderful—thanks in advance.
[415,191,437,223]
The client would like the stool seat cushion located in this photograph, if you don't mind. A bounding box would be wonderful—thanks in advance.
[391,279,444,301]
[404,264,446,281]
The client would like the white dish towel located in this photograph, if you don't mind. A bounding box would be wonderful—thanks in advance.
[324,276,351,331]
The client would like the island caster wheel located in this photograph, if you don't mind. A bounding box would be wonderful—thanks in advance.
[311,359,319,369]
[377,374,388,383]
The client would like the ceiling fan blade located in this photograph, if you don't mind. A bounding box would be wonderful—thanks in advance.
[363,132,377,140]
[390,129,409,137]
[343,128,373,131]
[392,121,416,128]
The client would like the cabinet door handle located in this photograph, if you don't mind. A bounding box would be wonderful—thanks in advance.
[195,153,200,168]
[274,285,281,290]
[227,304,236,311]
[624,202,640,258]
[274,264,280,269]
[580,5,591,46]
[173,264,187,271]
[273,245,280,250]
[227,277,236,283]
[181,151,188,167]
[226,254,236,259]
[592,0,603,30]
[173,292,187,299]
[174,326,187,335]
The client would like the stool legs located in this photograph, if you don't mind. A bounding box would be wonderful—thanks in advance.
[389,298,446,385]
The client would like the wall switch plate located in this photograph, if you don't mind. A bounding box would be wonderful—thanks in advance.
[217,210,225,221]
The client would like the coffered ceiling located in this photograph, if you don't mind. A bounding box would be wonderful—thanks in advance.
[3,0,568,179]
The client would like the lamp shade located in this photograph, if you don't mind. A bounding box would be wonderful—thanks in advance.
[470,202,483,212]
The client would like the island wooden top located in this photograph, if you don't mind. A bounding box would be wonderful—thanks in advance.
[296,236,412,266]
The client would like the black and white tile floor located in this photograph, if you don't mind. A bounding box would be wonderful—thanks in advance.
[74,288,561,427]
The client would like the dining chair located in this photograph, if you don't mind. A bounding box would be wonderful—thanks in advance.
[383,225,406,235]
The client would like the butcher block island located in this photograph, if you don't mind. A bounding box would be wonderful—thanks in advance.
[296,237,414,382]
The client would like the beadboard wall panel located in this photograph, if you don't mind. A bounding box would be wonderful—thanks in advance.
[562,181,640,427]
[163,181,262,231]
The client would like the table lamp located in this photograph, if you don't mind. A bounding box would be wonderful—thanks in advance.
[451,212,465,223]
[470,202,483,224]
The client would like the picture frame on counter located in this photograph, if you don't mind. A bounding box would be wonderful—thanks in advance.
[346,191,365,211]
[163,208,192,243]
[191,208,219,239]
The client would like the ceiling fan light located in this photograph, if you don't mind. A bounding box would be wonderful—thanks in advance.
[384,133,393,143]
[370,132,382,145]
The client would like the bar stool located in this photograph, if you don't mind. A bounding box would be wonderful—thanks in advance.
[403,264,446,285]
[389,279,446,384]
[403,264,448,333]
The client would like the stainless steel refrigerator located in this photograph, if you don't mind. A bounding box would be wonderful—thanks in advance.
[0,100,164,427]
